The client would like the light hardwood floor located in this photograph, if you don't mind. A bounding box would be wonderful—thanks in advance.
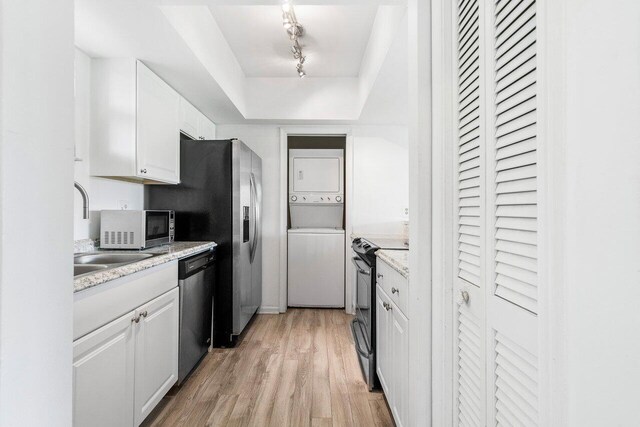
[142,308,394,427]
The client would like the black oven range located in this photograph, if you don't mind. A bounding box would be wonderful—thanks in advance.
[350,236,408,390]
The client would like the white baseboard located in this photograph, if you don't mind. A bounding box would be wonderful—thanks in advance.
[257,306,280,314]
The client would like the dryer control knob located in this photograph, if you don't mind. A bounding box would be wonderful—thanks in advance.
[336,196,342,202]
[291,195,297,202]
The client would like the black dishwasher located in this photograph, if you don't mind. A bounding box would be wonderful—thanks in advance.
[177,249,215,385]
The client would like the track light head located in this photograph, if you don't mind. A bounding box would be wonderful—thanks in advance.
[282,2,307,78]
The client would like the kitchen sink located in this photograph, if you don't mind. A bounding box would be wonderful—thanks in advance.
[74,253,154,265]
[74,264,109,277]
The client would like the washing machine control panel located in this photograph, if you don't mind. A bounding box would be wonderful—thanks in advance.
[289,193,344,204]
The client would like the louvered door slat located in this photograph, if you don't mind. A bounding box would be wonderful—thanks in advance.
[456,299,483,426]
[495,124,536,149]
[495,96,536,128]
[495,163,536,183]
[496,150,536,172]
[495,83,536,117]
[495,239,536,259]
[457,4,482,287]
[458,0,475,24]
[459,215,480,227]
[496,178,536,196]
[454,1,485,426]
[495,1,536,47]
[496,138,535,159]
[495,216,537,232]
[495,204,536,218]
[492,0,538,315]
[460,132,481,153]
[493,331,538,426]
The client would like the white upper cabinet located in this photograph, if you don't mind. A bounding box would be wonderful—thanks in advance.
[136,62,180,183]
[179,96,216,141]
[90,59,180,184]
[197,114,216,140]
[179,97,200,140]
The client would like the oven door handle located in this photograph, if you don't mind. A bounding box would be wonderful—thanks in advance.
[350,319,372,358]
[352,257,371,276]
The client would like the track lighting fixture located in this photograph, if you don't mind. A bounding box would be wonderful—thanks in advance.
[281,1,306,78]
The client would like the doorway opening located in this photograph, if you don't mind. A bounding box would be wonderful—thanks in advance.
[287,135,346,310]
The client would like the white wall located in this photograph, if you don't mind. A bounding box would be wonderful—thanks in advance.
[352,126,409,235]
[561,0,640,424]
[74,48,144,241]
[216,124,409,312]
[0,0,74,425]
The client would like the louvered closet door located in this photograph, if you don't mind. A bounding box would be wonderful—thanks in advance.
[452,0,486,425]
[486,0,539,425]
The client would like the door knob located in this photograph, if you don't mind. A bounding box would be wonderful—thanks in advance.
[460,290,470,305]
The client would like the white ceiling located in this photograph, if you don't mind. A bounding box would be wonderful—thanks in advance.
[75,0,408,124]
[209,5,378,78]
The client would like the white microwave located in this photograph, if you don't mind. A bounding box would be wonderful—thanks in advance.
[100,210,175,249]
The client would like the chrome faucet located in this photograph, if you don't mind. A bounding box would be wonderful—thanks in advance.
[74,181,90,219]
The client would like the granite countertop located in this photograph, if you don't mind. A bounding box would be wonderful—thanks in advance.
[376,249,410,279]
[74,241,217,293]
[350,232,405,241]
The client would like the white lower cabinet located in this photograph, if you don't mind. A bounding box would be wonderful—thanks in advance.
[73,287,179,427]
[376,286,391,393]
[376,257,409,427]
[134,289,179,425]
[390,303,408,427]
[73,310,135,427]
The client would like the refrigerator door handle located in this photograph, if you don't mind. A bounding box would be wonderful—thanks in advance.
[249,173,258,263]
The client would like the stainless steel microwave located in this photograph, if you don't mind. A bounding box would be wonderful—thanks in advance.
[100,210,175,249]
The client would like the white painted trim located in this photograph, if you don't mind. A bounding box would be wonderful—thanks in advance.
[430,0,454,425]
[537,0,568,424]
[407,0,432,424]
[279,129,288,313]
[278,126,354,315]
[257,306,281,315]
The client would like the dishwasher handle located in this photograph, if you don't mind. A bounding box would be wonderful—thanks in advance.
[179,250,216,279]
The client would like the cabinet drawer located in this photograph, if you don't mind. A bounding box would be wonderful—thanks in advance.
[376,258,408,316]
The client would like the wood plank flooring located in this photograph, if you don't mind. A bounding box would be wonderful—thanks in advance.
[142,308,394,427]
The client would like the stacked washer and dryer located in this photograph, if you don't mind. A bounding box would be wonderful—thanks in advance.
[287,149,345,307]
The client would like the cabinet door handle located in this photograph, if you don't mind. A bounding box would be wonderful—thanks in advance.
[391,287,399,295]
[383,302,392,311]
[377,273,384,279]
[140,168,147,174]
[131,315,141,323]
[140,310,148,318]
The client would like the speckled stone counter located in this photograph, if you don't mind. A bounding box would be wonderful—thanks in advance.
[376,249,410,279]
[73,241,217,293]
[350,232,406,241]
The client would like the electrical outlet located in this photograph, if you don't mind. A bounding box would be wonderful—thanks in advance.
[118,200,129,210]
[404,207,409,217]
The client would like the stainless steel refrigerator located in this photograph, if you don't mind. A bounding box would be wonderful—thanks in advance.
[145,138,262,347]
